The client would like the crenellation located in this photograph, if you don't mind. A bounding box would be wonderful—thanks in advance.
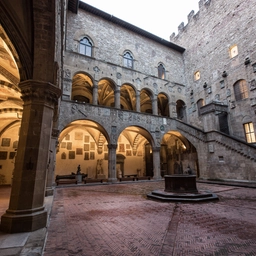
[178,22,185,33]
[171,0,217,41]
[187,10,195,22]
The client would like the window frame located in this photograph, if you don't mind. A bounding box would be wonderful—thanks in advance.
[197,99,205,116]
[194,71,200,81]
[229,44,238,58]
[123,51,134,69]
[233,79,248,101]
[243,122,256,143]
[158,63,166,79]
[79,37,93,57]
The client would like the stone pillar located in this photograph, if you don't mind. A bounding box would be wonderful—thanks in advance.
[45,128,59,196]
[115,88,120,109]
[152,98,158,115]
[136,93,140,112]
[92,83,98,105]
[108,144,117,182]
[152,147,161,180]
[0,80,61,233]
[169,102,177,118]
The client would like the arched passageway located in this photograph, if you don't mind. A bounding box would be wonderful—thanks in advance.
[56,122,154,180]
[117,126,152,178]
[56,120,109,178]
[0,27,22,185]
[160,130,199,177]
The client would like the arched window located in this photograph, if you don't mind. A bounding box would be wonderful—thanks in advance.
[158,64,166,79]
[197,99,205,116]
[233,79,248,101]
[176,100,186,121]
[123,51,133,68]
[79,37,92,56]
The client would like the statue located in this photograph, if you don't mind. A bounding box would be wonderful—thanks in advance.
[96,159,105,179]
[77,165,81,175]
[96,159,103,175]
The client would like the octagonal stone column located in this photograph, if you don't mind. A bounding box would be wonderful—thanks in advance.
[152,98,158,115]
[92,83,98,105]
[115,88,121,109]
[45,128,59,196]
[0,80,61,233]
[108,144,117,183]
[152,147,161,180]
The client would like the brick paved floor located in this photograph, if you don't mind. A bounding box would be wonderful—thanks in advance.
[43,181,256,256]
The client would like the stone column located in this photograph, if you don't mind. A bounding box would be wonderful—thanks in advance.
[115,88,120,109]
[152,147,161,180]
[108,144,117,182]
[152,98,158,115]
[0,80,61,233]
[136,93,140,112]
[92,83,98,105]
[45,128,59,197]
[169,102,177,118]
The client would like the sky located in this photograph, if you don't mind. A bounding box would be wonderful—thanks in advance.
[81,0,200,40]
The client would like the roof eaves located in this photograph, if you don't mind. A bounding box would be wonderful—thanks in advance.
[78,1,185,53]
[68,0,79,14]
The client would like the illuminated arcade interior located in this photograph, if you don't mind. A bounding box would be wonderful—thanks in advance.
[0,25,198,184]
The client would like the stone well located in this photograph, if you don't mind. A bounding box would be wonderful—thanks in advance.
[147,175,218,202]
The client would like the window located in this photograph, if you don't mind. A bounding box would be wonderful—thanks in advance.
[229,45,238,58]
[123,51,133,68]
[194,71,200,81]
[79,37,92,56]
[158,64,166,79]
[244,122,256,143]
[197,99,205,115]
[233,79,248,101]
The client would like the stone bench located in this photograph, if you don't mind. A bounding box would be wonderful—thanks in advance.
[55,174,87,185]
[119,177,136,182]
[136,176,151,181]
[83,178,108,184]
[56,178,78,186]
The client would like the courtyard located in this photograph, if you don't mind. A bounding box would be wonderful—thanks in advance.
[1,181,256,255]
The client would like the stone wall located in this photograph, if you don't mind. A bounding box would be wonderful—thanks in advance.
[65,7,187,105]
[171,0,256,141]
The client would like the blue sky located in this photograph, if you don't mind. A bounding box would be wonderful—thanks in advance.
[81,0,200,40]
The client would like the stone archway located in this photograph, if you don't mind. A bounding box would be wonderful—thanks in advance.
[161,130,199,177]
[56,120,109,180]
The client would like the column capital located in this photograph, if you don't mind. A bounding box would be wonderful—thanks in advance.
[108,144,118,150]
[19,80,61,106]
[152,147,161,152]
